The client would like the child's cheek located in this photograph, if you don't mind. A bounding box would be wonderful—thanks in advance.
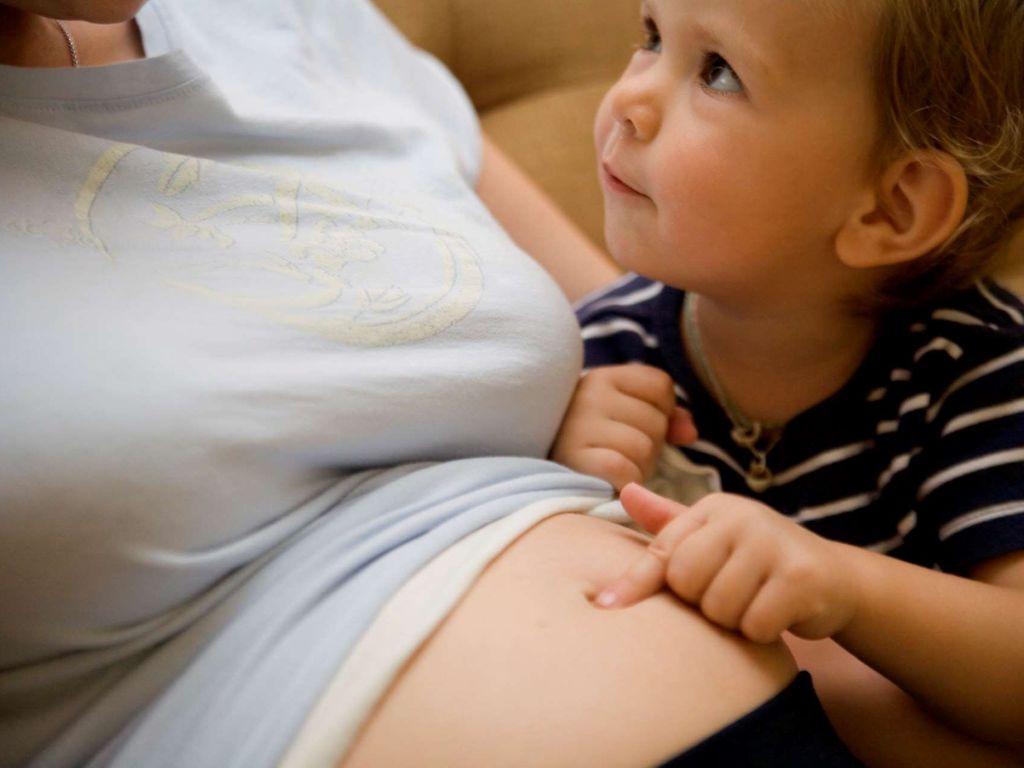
[653,143,744,248]
[593,96,610,154]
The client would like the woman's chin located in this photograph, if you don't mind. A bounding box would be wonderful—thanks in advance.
[81,1,148,23]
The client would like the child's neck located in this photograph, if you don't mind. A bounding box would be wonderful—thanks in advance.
[682,292,879,427]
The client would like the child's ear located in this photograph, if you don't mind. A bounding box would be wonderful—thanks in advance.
[836,150,968,269]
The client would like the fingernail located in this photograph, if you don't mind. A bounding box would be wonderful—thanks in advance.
[596,589,619,608]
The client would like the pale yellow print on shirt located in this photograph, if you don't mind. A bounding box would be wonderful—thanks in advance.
[74,142,138,261]
[75,143,483,347]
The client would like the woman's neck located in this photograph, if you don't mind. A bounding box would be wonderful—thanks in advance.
[683,293,879,427]
[0,8,144,68]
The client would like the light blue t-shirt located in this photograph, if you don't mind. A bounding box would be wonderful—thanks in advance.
[0,2,611,765]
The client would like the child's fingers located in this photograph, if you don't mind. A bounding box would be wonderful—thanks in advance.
[583,421,660,481]
[738,577,801,644]
[573,447,645,491]
[607,364,677,416]
[596,498,707,609]
[605,395,672,446]
[698,546,771,631]
[661,521,734,605]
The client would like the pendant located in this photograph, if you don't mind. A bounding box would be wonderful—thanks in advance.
[745,462,773,493]
[730,422,762,449]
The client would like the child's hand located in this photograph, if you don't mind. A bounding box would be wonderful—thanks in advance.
[551,365,697,490]
[595,484,861,644]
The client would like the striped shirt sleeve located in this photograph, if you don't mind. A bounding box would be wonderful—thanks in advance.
[575,275,668,371]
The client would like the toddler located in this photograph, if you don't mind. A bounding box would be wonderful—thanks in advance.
[552,0,1024,761]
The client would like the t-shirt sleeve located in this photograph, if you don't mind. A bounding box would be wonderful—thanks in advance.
[915,322,1024,575]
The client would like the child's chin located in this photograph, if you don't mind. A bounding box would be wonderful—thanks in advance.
[604,246,650,279]
[603,230,648,275]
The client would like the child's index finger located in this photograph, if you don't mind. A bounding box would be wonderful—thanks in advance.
[594,550,666,609]
[597,486,709,609]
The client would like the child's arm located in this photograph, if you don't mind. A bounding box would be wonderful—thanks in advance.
[828,546,1024,750]
[549,364,696,490]
[787,634,1024,767]
[596,485,1024,751]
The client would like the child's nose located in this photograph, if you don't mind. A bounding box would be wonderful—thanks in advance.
[610,85,661,142]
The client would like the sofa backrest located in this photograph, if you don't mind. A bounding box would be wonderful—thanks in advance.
[374,0,637,112]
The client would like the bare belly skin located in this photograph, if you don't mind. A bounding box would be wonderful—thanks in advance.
[341,512,798,768]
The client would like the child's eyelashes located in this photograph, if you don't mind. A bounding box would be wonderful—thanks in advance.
[635,15,745,97]
[637,15,661,53]
[700,53,744,96]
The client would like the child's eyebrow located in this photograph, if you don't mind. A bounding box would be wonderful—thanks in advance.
[695,17,778,87]
[645,0,779,87]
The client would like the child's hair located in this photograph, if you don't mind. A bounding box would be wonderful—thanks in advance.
[869,0,1024,311]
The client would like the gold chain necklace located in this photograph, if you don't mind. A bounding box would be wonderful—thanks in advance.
[683,292,783,493]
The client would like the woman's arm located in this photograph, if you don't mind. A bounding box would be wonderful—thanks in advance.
[475,135,622,304]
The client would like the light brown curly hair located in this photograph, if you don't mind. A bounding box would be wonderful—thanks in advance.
[864,1,1024,313]
[867,0,1024,310]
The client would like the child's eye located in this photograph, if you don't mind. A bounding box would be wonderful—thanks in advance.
[700,52,744,95]
[638,15,661,53]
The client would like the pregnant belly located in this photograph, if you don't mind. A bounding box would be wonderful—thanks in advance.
[341,512,797,768]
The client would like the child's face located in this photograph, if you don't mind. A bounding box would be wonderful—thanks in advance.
[595,0,882,302]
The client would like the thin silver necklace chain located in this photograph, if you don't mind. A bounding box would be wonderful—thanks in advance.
[53,19,80,68]
[683,292,783,493]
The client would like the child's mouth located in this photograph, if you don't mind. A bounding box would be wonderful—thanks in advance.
[601,162,646,198]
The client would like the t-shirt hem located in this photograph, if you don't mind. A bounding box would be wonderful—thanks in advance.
[277,494,616,768]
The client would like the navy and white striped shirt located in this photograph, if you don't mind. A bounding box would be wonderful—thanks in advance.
[576,274,1024,574]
